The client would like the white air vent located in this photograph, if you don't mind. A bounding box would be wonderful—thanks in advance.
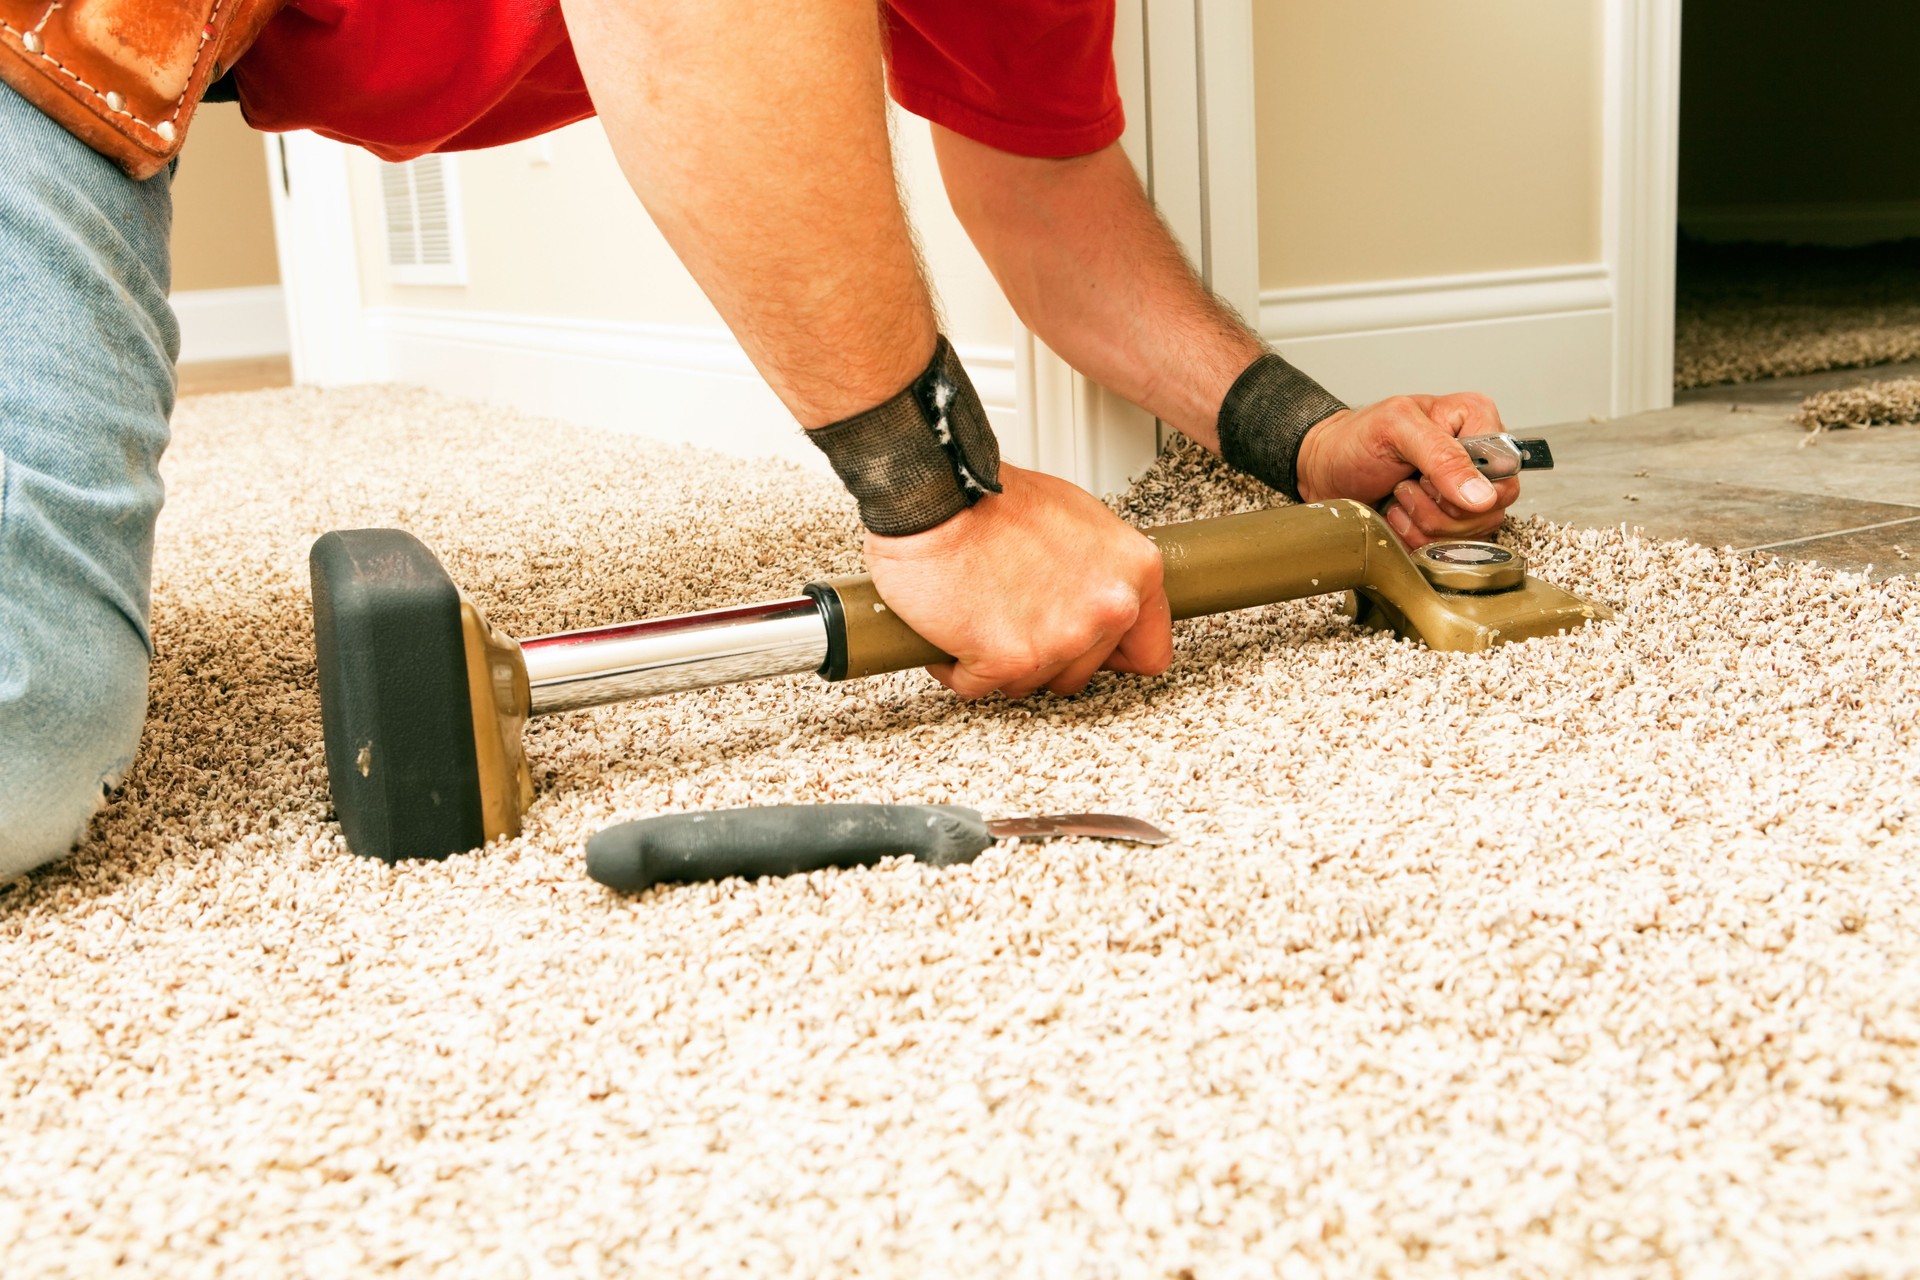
[380,155,467,286]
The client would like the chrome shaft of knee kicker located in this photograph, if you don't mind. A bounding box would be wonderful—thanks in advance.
[518,598,830,715]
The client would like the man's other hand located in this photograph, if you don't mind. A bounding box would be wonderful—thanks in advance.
[1294,392,1520,547]
[864,463,1173,699]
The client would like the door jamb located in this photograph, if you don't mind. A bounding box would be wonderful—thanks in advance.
[265,131,385,386]
[1015,0,1261,496]
[1604,0,1683,417]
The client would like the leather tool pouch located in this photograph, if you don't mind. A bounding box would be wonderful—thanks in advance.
[1,0,285,180]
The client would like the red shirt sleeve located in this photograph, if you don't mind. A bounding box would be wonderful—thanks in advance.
[884,0,1124,158]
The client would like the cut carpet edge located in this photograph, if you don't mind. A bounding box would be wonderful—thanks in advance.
[1674,314,1920,390]
[1673,235,1920,390]
[1798,375,1920,432]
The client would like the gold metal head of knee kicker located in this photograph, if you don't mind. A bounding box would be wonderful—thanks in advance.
[457,600,535,844]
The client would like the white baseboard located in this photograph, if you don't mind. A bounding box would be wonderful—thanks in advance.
[1680,200,1920,248]
[356,268,1610,473]
[1258,265,1615,429]
[363,306,1017,474]
[171,285,290,364]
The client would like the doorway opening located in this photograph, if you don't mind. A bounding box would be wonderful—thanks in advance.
[1673,1,1920,392]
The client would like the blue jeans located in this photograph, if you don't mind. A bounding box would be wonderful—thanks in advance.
[0,81,177,876]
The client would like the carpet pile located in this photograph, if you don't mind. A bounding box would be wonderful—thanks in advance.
[1675,237,1920,389]
[3,386,1917,1276]
[1799,376,1920,434]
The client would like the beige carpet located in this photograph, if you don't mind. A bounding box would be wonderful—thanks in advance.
[1800,376,1920,433]
[1675,238,1920,389]
[4,386,1918,1276]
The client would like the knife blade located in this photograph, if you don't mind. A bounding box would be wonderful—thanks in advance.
[586,803,1171,892]
[985,813,1171,844]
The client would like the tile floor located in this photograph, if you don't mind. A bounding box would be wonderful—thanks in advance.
[175,355,1919,578]
[1514,359,1920,578]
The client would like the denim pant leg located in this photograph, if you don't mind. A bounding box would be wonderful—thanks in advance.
[0,81,178,877]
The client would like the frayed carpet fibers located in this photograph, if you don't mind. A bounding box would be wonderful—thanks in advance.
[1800,377,1920,434]
[3,386,1918,1277]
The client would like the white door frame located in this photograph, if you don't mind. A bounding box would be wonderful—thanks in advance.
[265,131,385,386]
[1023,0,1687,463]
[1016,0,1261,497]
[1604,0,1684,418]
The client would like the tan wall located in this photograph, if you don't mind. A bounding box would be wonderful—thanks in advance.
[170,103,279,292]
[348,113,1015,352]
[1680,0,1920,210]
[349,121,717,326]
[1254,0,1604,291]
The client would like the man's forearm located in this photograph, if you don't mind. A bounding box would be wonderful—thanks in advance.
[557,7,1174,699]
[932,125,1517,544]
[560,0,935,427]
[929,126,1264,447]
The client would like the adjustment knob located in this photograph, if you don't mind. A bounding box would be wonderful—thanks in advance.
[1414,541,1525,593]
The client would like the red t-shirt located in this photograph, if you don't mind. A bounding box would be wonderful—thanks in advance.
[232,0,1123,161]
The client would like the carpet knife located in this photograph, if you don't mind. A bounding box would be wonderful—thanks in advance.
[586,803,1170,892]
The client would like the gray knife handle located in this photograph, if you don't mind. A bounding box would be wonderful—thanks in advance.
[585,803,995,892]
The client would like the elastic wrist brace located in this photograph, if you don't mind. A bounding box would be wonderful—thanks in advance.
[1215,353,1348,502]
[806,335,1003,537]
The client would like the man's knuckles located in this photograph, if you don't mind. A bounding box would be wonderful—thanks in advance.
[1122,537,1165,588]
[1375,394,1423,421]
[1437,390,1497,419]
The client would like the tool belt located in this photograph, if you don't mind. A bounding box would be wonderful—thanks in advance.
[1,0,285,180]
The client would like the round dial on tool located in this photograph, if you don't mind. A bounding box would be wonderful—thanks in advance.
[1415,541,1526,593]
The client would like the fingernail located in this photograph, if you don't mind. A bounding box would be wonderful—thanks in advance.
[1385,505,1412,536]
[1462,477,1497,507]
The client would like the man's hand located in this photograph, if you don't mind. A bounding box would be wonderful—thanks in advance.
[1294,392,1520,547]
[864,463,1173,699]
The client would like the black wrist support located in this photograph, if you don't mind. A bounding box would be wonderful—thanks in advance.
[805,336,1003,537]
[1216,353,1348,502]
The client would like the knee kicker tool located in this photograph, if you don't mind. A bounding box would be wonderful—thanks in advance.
[310,497,1607,863]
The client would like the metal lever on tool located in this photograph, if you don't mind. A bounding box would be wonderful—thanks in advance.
[584,804,1170,892]
[1461,433,1553,479]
